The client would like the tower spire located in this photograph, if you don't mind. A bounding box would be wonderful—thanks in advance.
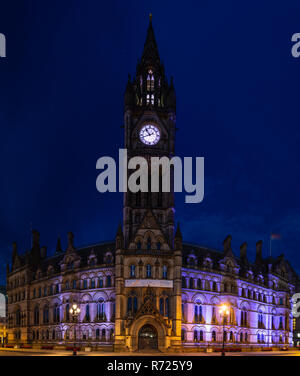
[140,15,160,68]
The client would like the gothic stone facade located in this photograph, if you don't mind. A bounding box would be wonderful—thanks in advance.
[6,20,298,352]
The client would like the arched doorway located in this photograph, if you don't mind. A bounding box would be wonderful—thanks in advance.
[138,324,158,350]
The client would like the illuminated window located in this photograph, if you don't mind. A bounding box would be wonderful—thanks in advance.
[162,265,167,279]
[130,265,136,278]
[147,70,154,91]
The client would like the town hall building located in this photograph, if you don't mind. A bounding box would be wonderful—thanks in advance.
[6,19,298,352]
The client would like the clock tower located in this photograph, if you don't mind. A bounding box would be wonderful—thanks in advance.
[114,17,182,352]
[123,16,176,248]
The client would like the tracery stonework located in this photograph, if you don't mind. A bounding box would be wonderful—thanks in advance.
[6,20,297,352]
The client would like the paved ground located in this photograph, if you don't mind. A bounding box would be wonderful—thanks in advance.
[0,348,299,356]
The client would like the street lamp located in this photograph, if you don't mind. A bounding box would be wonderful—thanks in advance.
[219,304,229,356]
[70,303,80,356]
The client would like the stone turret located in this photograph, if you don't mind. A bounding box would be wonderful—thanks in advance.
[240,242,247,260]
[255,240,263,264]
[115,222,124,250]
[223,235,233,257]
[174,223,182,250]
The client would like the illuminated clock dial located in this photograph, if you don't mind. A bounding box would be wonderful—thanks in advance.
[139,124,160,145]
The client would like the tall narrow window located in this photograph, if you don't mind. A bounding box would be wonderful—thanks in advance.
[162,265,167,279]
[85,305,90,321]
[159,298,164,316]
[146,264,152,278]
[106,275,112,287]
[130,265,136,278]
[212,330,216,341]
[147,238,151,251]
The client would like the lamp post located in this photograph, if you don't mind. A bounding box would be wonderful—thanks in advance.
[219,304,229,356]
[70,303,80,356]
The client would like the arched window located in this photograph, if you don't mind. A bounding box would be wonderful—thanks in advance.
[197,279,202,289]
[83,279,87,289]
[257,333,260,342]
[98,278,103,288]
[213,281,217,292]
[182,277,186,288]
[194,303,203,323]
[241,310,247,326]
[72,279,77,289]
[245,332,248,342]
[85,304,90,321]
[97,300,105,320]
[165,297,169,317]
[258,311,264,328]
[189,278,194,289]
[43,306,49,324]
[91,279,95,288]
[147,238,151,251]
[137,241,141,250]
[181,329,186,342]
[193,329,198,341]
[212,330,216,341]
[101,329,106,341]
[157,242,161,250]
[106,275,112,287]
[159,298,164,315]
[130,265,136,278]
[16,309,21,326]
[230,331,233,341]
[127,295,138,315]
[147,70,155,92]
[96,329,100,339]
[34,306,39,325]
[146,264,152,278]
[162,265,168,279]
[240,332,243,342]
[199,330,204,341]
[53,304,60,323]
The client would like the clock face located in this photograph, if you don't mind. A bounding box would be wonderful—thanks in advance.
[139,124,160,145]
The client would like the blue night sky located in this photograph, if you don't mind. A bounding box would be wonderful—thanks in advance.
[0,0,300,283]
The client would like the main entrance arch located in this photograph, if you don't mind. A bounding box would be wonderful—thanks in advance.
[138,324,158,350]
